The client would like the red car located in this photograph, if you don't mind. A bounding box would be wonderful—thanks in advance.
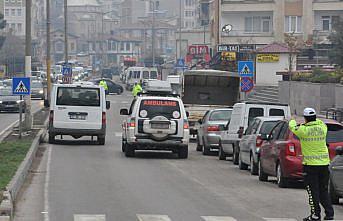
[258,118,343,188]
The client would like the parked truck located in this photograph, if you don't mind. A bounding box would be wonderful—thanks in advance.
[182,69,240,136]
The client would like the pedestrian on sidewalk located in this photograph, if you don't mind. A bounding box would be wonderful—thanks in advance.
[289,108,334,221]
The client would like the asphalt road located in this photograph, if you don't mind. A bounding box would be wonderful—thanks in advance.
[0,100,43,133]
[14,92,343,221]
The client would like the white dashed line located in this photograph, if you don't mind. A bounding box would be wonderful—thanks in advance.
[74,214,106,221]
[201,216,237,221]
[137,214,172,221]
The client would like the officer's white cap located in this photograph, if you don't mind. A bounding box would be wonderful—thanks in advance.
[304,108,316,117]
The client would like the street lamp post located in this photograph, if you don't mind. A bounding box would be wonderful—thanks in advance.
[24,0,32,129]
[151,0,155,67]
[64,0,68,65]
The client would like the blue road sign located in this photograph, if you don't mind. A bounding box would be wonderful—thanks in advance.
[241,77,254,93]
[238,61,254,77]
[176,58,185,68]
[12,77,30,95]
[62,65,72,77]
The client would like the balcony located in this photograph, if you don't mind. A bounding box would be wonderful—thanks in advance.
[313,0,343,11]
[221,0,275,12]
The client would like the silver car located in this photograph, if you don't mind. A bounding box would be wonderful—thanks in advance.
[238,117,284,174]
[197,108,232,155]
[329,147,343,204]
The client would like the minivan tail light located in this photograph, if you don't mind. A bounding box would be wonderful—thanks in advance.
[237,126,244,138]
[102,112,106,126]
[286,143,296,156]
[183,120,189,129]
[127,118,136,128]
[256,135,263,147]
[207,125,219,132]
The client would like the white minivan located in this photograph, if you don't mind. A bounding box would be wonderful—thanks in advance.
[48,84,110,145]
[125,67,159,90]
[219,102,291,164]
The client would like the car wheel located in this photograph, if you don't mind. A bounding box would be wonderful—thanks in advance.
[48,134,56,144]
[329,178,340,204]
[125,144,135,157]
[121,139,126,152]
[233,144,239,165]
[258,159,268,182]
[202,138,210,155]
[218,142,226,160]
[98,136,105,145]
[178,146,188,159]
[196,135,202,151]
[239,153,248,170]
[250,155,258,175]
[276,163,288,188]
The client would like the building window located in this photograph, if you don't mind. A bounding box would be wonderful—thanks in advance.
[120,42,124,51]
[55,42,63,52]
[17,9,21,16]
[11,9,16,16]
[11,0,15,2]
[17,23,22,33]
[321,16,340,31]
[10,23,15,31]
[5,9,9,16]
[126,43,130,51]
[285,16,302,33]
[70,43,75,51]
[245,16,271,33]
[5,0,9,2]
[17,0,22,2]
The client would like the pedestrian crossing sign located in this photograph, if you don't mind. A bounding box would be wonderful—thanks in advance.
[238,61,254,77]
[12,77,31,95]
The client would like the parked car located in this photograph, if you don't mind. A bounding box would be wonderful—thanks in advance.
[329,147,343,204]
[0,87,25,113]
[92,78,124,95]
[48,84,111,145]
[219,102,291,165]
[31,81,45,99]
[197,108,233,155]
[259,119,343,188]
[237,117,284,175]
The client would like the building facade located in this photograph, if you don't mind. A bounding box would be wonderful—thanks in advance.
[4,0,26,36]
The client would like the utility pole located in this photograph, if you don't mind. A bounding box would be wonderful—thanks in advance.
[101,13,105,70]
[64,0,68,65]
[151,1,155,67]
[46,0,51,103]
[179,0,182,59]
[24,0,32,130]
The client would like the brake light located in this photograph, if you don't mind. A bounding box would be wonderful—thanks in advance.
[207,125,219,132]
[237,126,244,138]
[49,110,54,126]
[256,135,263,147]
[286,143,296,156]
[102,112,106,126]
[127,118,136,128]
[184,120,189,129]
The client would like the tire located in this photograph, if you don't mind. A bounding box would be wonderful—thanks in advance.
[202,138,210,155]
[121,139,126,152]
[48,134,56,144]
[250,155,258,175]
[329,179,340,205]
[98,136,105,145]
[218,142,226,160]
[125,144,135,157]
[196,136,202,151]
[239,153,248,170]
[258,159,268,182]
[276,163,288,188]
[232,144,239,165]
[178,146,188,159]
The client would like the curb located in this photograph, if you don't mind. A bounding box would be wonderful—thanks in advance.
[0,117,48,220]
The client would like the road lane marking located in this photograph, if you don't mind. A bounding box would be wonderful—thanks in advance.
[137,214,172,221]
[44,145,52,221]
[74,214,106,221]
[115,132,122,137]
[0,120,18,138]
[263,219,297,221]
[201,216,237,221]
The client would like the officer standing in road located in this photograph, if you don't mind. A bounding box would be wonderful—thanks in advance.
[289,108,334,221]
[99,79,108,95]
[132,81,142,97]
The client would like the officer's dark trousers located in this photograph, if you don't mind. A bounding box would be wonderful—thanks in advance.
[303,165,334,218]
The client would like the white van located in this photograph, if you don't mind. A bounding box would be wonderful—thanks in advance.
[126,67,158,90]
[220,102,291,164]
[48,84,110,145]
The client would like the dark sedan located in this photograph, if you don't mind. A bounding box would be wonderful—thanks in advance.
[0,88,25,112]
[92,79,124,95]
[31,81,45,99]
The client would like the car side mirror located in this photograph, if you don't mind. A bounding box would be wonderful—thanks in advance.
[120,108,129,115]
[261,134,269,141]
[336,146,343,156]
[106,101,111,110]
[186,111,190,118]
[198,119,202,124]
[44,99,50,108]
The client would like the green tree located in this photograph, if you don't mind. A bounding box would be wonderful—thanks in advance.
[0,13,6,29]
[329,19,343,67]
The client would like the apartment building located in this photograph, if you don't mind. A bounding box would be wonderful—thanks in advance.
[211,0,343,49]
[4,0,25,36]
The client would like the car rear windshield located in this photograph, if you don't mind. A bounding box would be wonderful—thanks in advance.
[327,124,343,143]
[209,110,232,121]
[260,121,279,135]
[150,71,158,79]
[140,99,180,119]
[56,87,100,107]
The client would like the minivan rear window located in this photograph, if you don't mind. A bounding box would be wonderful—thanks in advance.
[150,71,158,79]
[209,110,232,121]
[248,108,264,126]
[56,87,100,106]
[140,99,180,119]
[270,109,285,117]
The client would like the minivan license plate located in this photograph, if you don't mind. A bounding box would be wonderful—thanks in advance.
[151,123,169,129]
[70,115,86,120]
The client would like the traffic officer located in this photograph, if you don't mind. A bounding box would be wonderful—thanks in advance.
[132,81,142,97]
[289,108,334,221]
[99,79,108,94]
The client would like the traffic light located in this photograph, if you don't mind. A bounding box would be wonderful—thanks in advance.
[0,13,6,30]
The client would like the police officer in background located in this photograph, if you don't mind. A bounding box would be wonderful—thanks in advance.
[289,108,334,221]
[99,79,109,95]
[132,81,142,97]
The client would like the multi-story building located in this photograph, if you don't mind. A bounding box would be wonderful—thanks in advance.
[4,0,26,36]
